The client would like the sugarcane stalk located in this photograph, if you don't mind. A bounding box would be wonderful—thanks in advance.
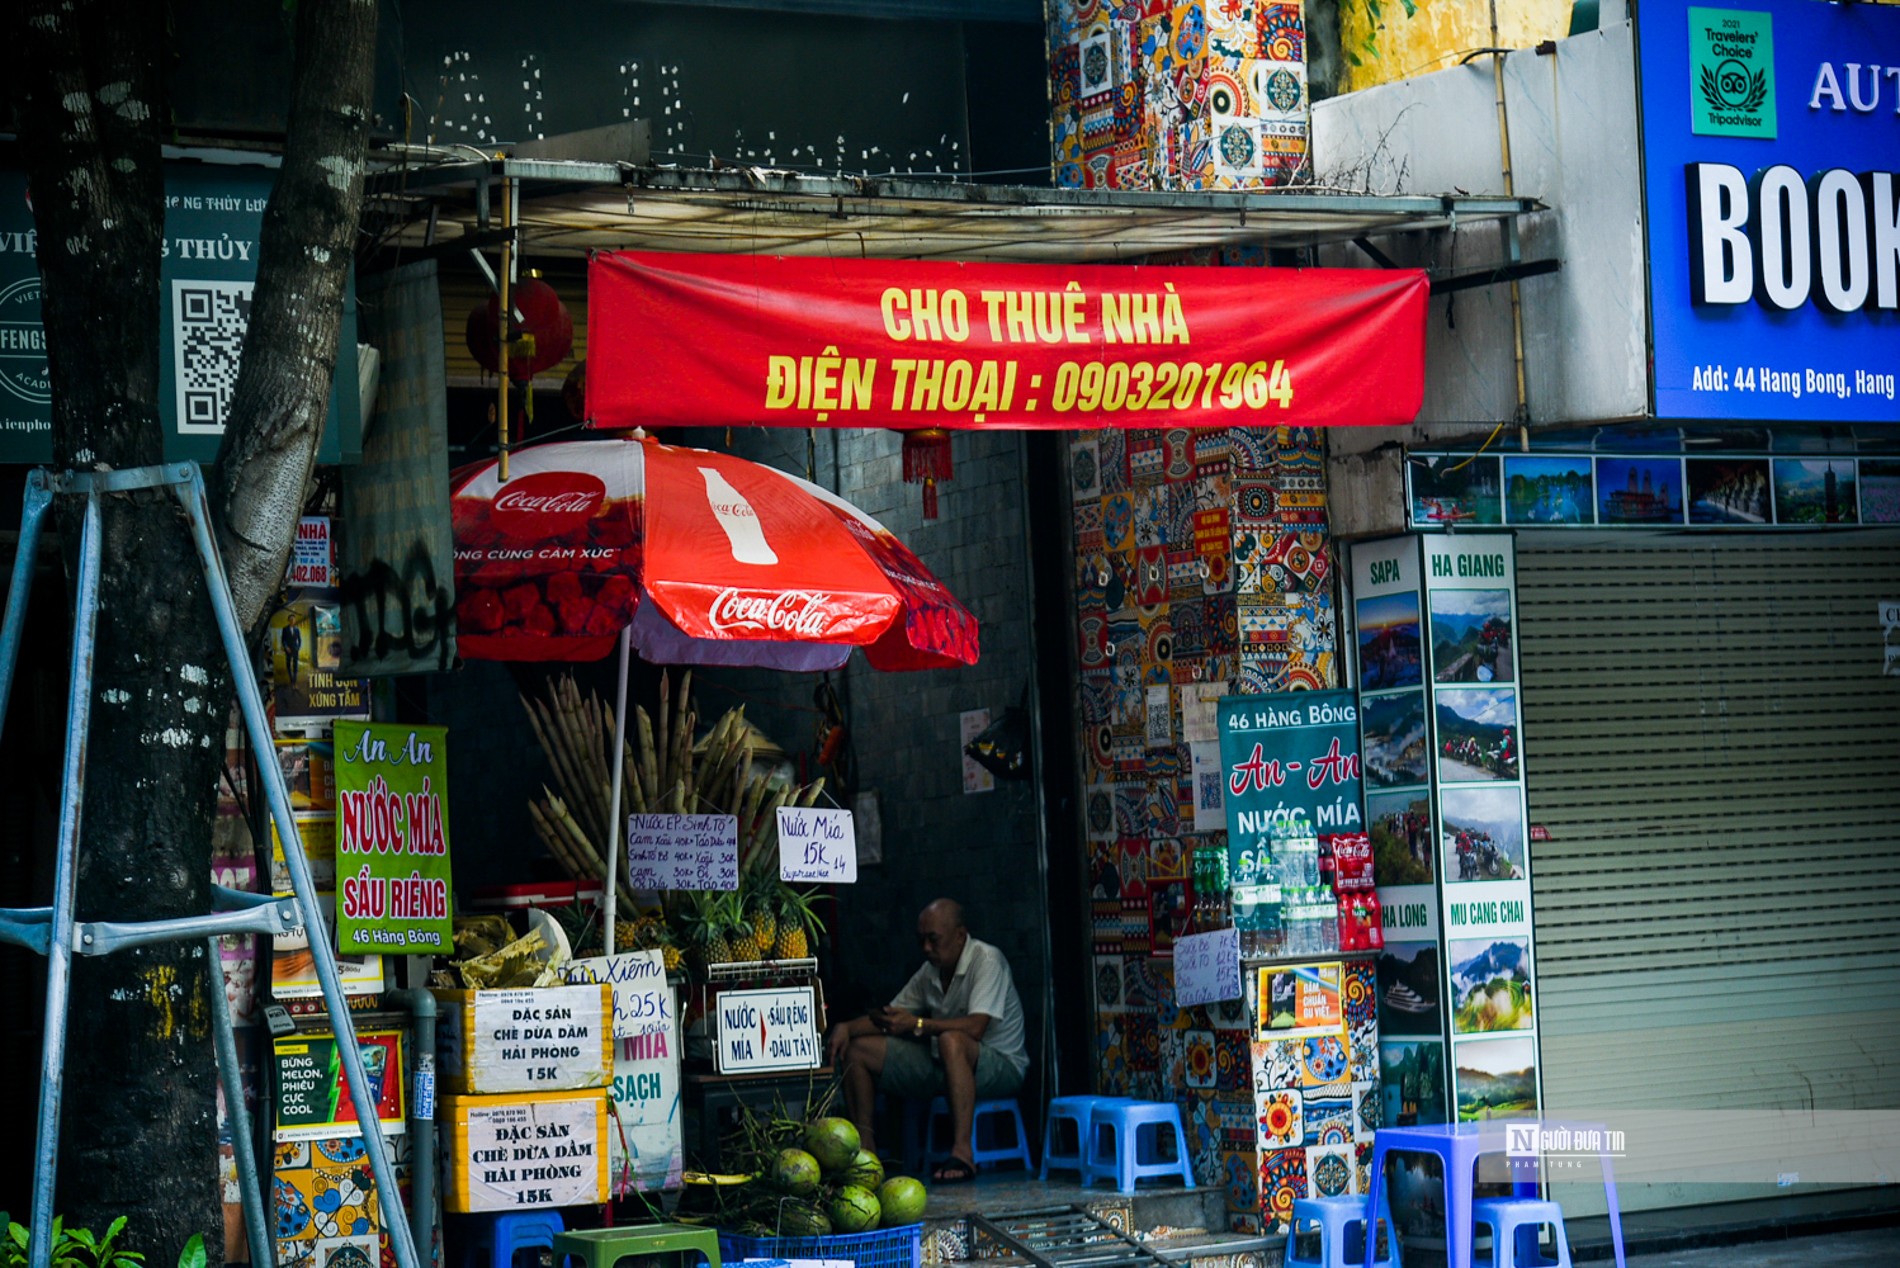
[635,704,659,808]
[657,671,672,797]
[800,777,827,808]
[529,692,593,836]
[532,796,592,882]
[551,793,637,913]
[549,683,604,844]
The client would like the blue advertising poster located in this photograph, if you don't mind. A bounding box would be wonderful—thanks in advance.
[0,163,360,464]
[1638,0,1900,422]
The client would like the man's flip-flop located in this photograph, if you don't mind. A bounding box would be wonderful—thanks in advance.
[931,1157,977,1184]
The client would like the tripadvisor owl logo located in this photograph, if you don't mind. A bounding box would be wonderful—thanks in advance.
[1689,7,1776,138]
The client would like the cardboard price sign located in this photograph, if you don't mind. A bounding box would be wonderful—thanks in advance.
[625,813,738,891]
[777,807,856,883]
[1172,927,1242,1008]
[334,721,453,953]
[435,983,614,1096]
[566,951,683,1194]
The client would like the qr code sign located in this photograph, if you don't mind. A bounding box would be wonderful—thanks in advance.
[174,280,253,433]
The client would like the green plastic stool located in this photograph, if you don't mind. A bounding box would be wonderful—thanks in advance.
[553,1225,722,1268]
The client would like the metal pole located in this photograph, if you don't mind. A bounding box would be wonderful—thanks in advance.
[602,625,631,955]
[207,936,274,1268]
[0,471,51,734]
[27,490,103,1268]
[173,469,421,1268]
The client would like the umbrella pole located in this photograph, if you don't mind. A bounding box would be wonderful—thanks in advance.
[603,624,632,954]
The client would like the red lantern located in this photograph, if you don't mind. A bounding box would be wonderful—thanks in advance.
[465,273,574,382]
[898,427,954,520]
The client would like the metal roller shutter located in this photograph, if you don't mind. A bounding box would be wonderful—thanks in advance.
[1515,530,1900,1216]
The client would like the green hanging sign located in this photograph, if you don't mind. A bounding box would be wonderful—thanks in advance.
[334,721,453,953]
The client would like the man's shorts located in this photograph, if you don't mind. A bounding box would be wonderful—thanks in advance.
[879,1036,1024,1100]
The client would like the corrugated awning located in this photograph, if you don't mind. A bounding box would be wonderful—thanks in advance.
[367,157,1540,264]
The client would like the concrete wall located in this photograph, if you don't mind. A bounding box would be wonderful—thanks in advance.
[1311,18,1647,535]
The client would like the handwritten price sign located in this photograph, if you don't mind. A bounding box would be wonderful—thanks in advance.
[777,807,857,883]
[1173,927,1242,1008]
[626,814,739,891]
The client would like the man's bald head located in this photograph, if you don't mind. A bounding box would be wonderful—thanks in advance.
[917,898,968,971]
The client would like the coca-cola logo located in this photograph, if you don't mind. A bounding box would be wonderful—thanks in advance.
[707,588,836,638]
[488,470,607,539]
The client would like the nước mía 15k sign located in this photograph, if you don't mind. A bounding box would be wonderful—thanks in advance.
[1643,0,1900,422]
[334,721,453,954]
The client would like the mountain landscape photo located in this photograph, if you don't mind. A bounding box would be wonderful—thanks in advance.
[1449,937,1533,1033]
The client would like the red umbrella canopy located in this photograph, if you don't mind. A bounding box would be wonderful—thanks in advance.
[451,435,979,672]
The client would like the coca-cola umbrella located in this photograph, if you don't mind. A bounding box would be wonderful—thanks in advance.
[450,433,979,945]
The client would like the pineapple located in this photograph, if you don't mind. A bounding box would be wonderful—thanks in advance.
[773,883,820,960]
[680,893,733,968]
[740,873,777,955]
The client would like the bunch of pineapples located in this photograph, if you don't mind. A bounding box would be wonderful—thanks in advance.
[613,914,685,974]
[677,877,822,967]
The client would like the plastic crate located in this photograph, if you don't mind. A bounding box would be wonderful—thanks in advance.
[718,1222,922,1268]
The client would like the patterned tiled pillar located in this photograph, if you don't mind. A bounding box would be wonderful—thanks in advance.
[1071,422,1378,1234]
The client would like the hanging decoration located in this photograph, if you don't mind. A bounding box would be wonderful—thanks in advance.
[465,271,574,430]
[899,427,954,520]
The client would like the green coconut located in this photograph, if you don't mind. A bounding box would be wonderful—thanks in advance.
[829,1184,882,1233]
[770,1147,823,1197]
[804,1116,862,1173]
[777,1202,833,1237]
[842,1149,885,1190]
[877,1175,928,1226]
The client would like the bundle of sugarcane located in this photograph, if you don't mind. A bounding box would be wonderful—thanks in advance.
[522,669,828,963]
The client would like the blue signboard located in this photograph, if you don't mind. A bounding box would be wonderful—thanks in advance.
[1638,0,1900,423]
[0,162,360,464]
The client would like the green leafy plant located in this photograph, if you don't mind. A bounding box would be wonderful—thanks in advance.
[3,1218,203,1268]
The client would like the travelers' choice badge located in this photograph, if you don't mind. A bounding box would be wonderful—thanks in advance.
[1689,7,1776,138]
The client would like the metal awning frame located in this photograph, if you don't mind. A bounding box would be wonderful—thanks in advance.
[365,155,1544,266]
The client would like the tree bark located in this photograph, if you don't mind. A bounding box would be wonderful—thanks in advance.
[12,1,230,1257]
[9,0,380,1260]
[215,0,381,634]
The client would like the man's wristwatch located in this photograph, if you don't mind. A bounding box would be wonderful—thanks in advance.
[914,1016,924,1036]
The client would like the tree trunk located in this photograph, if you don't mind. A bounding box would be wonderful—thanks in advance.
[9,0,380,1259]
[215,0,381,630]
[12,1,231,1257]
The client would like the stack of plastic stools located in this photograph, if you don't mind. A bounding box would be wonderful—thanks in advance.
[922,1096,1034,1171]
[1473,1199,1573,1268]
[553,1224,721,1268]
[1040,1095,1130,1180]
[1083,1100,1196,1194]
[466,1211,565,1268]
[1284,1196,1398,1268]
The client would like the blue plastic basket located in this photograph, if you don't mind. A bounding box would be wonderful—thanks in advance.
[718,1222,923,1268]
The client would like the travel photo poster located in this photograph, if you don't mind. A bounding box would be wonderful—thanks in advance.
[1351,534,1453,1126]
[1423,533,1540,1121]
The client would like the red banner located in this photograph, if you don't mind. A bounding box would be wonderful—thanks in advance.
[586,252,1428,431]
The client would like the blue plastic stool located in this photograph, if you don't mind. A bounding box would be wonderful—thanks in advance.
[1284,1197,1398,1268]
[1362,1124,1621,1268]
[922,1096,1033,1172]
[1083,1100,1196,1194]
[466,1210,565,1268]
[1473,1198,1573,1268]
[1040,1096,1130,1180]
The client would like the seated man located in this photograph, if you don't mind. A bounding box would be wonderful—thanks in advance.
[826,898,1027,1183]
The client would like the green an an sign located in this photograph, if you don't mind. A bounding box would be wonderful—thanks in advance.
[1689,7,1776,138]
[334,721,453,953]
